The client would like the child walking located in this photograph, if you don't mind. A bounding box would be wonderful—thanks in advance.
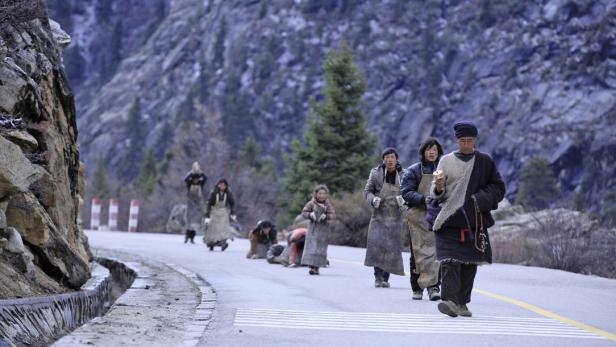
[300,184,336,275]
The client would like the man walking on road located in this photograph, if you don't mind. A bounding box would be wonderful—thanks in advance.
[363,148,406,288]
[430,121,505,317]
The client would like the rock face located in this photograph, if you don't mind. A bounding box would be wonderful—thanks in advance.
[49,0,616,218]
[0,1,91,298]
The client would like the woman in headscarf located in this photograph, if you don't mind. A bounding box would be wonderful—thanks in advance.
[183,161,207,243]
[203,178,236,251]
[301,184,336,275]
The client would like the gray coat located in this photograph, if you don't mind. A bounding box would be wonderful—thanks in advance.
[363,164,403,205]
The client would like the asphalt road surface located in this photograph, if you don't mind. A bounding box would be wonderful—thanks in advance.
[87,231,616,347]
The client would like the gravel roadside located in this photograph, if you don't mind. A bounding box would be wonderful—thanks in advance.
[53,248,216,347]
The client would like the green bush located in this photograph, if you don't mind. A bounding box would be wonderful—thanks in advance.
[516,157,560,210]
[328,191,371,247]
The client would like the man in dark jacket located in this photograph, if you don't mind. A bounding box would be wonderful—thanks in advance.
[431,121,506,318]
[401,137,444,301]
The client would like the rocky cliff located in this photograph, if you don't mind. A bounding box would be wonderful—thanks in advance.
[49,0,616,223]
[0,1,91,298]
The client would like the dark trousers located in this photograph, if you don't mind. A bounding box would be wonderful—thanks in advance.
[374,267,390,282]
[409,254,442,292]
[410,254,421,292]
[185,229,196,243]
[440,261,477,305]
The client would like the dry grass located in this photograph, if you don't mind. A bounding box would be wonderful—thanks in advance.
[492,209,616,279]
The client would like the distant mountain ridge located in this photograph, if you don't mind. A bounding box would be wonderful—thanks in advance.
[48,0,616,219]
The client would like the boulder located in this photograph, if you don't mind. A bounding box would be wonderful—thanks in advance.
[1,129,39,153]
[49,19,71,49]
[6,192,51,246]
[0,136,45,199]
[4,226,25,254]
[30,170,57,208]
[0,199,7,230]
[166,204,187,234]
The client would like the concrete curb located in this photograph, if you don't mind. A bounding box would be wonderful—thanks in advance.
[166,263,217,347]
[0,258,136,347]
[52,250,218,346]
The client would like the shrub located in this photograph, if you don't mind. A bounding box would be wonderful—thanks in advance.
[516,157,560,210]
[328,191,371,247]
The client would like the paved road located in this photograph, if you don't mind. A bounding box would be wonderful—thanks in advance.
[87,231,616,347]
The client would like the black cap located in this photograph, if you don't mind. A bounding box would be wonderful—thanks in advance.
[453,121,478,138]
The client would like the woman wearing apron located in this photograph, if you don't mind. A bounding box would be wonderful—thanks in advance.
[203,179,236,251]
[363,148,406,288]
[183,161,207,243]
[301,184,336,275]
[401,138,444,300]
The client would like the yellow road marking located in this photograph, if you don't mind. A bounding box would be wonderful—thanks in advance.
[330,258,616,341]
[474,288,616,341]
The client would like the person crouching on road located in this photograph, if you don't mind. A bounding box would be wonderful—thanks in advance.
[246,220,278,259]
[301,184,336,275]
[401,137,444,300]
[430,121,505,318]
[286,227,307,267]
[203,178,236,251]
[363,148,406,288]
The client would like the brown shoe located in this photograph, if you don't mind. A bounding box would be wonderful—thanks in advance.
[437,300,459,317]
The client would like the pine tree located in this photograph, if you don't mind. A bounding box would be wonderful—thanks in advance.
[258,0,267,19]
[238,136,263,170]
[283,41,376,219]
[110,20,123,71]
[212,18,227,70]
[153,120,174,159]
[478,0,496,28]
[135,149,158,196]
[602,188,616,226]
[176,88,196,123]
[91,154,110,199]
[516,157,560,210]
[119,97,146,181]
[222,70,252,150]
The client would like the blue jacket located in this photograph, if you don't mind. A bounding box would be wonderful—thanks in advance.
[400,160,439,208]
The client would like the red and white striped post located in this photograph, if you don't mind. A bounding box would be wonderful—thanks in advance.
[108,199,118,231]
[128,199,140,232]
[90,198,101,230]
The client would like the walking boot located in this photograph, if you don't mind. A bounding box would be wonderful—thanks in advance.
[437,300,459,317]
[374,279,383,288]
[309,267,317,275]
[412,290,423,300]
[428,287,441,301]
[221,242,229,251]
[457,304,472,317]
[381,281,390,288]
